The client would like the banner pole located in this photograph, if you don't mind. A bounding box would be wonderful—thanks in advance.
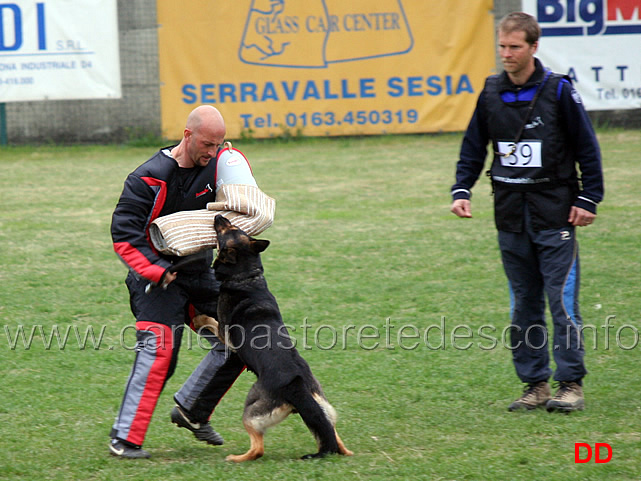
[0,103,7,146]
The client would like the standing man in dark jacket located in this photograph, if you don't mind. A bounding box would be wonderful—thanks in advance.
[450,12,604,413]
[109,105,245,458]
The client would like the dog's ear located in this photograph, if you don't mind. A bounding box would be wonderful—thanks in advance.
[250,239,270,254]
[217,247,237,264]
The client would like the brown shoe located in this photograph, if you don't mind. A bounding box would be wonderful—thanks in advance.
[546,382,584,412]
[508,381,551,411]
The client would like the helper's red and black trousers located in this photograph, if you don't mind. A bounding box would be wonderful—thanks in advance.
[110,269,244,447]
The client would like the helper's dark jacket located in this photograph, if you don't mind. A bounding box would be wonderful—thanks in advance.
[111,147,217,283]
[451,58,604,232]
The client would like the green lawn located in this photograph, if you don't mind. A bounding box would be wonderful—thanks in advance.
[1,131,639,480]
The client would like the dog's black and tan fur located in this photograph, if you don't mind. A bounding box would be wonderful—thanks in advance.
[193,215,352,462]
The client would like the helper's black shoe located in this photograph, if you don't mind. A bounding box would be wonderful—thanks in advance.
[170,405,224,445]
[109,439,151,459]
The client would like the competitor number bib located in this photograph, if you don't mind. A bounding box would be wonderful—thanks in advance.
[497,141,542,168]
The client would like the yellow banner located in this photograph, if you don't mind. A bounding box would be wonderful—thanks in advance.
[158,0,495,139]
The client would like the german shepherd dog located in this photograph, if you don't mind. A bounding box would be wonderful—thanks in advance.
[193,215,352,462]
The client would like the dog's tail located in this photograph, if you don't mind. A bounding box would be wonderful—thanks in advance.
[285,377,339,458]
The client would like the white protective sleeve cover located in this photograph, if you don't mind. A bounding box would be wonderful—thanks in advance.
[149,148,275,256]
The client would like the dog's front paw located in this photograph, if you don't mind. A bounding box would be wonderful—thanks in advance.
[192,314,220,338]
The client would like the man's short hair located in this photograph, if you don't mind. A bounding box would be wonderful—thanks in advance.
[498,12,541,45]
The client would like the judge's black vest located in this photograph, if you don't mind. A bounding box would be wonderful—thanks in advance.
[483,73,579,232]
[484,72,577,191]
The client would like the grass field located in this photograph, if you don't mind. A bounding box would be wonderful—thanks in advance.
[1,130,640,480]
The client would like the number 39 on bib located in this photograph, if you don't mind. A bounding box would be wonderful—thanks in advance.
[497,141,542,167]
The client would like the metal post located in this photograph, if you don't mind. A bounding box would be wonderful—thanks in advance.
[0,103,7,146]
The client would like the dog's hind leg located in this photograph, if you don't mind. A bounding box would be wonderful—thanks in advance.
[335,430,353,456]
[225,420,265,463]
[226,406,293,462]
[306,392,353,457]
[284,380,341,459]
[226,384,293,462]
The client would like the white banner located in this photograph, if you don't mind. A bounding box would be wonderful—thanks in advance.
[0,1,121,102]
[522,0,641,111]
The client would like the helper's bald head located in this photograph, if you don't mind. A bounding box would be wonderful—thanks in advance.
[176,105,226,168]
